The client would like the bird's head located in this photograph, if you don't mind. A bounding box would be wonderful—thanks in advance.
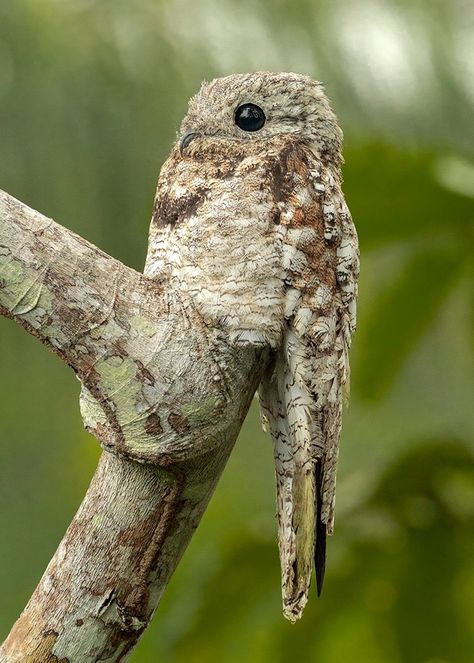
[178,71,342,163]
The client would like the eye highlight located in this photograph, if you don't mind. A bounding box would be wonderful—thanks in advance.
[234,103,266,132]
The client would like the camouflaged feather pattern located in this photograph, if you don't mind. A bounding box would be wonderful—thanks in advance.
[144,72,359,621]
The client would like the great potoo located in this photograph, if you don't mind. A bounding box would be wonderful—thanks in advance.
[145,71,359,622]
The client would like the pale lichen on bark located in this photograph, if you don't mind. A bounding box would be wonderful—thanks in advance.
[0,190,267,662]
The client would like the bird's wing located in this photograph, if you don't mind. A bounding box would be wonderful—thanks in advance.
[259,144,359,621]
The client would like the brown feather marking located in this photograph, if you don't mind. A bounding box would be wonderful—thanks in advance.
[152,187,208,228]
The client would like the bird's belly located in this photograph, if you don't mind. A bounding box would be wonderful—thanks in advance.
[172,181,285,346]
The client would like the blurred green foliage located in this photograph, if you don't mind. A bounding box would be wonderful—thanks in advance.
[0,1,472,661]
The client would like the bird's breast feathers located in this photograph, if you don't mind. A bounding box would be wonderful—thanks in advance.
[145,138,356,350]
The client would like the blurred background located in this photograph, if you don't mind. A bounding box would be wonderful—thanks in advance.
[0,0,473,661]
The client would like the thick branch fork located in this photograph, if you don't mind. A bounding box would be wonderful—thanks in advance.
[0,190,266,662]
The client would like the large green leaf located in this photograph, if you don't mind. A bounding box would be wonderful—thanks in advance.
[344,144,473,249]
[354,245,467,400]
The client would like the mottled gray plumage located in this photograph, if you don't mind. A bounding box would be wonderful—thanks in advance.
[145,72,359,621]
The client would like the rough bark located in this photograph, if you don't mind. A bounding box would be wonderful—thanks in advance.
[0,190,267,661]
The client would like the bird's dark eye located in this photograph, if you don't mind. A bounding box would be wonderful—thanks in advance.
[234,103,266,132]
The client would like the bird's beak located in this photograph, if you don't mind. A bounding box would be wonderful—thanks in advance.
[179,131,201,155]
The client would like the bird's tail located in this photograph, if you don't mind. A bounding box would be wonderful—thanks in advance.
[259,338,325,622]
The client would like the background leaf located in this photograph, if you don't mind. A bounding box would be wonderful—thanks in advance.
[355,245,467,400]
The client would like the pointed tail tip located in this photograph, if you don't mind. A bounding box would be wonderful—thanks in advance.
[315,459,327,598]
[315,546,326,597]
[316,572,324,597]
[315,517,327,598]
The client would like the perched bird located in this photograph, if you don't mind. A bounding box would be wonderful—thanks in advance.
[145,72,359,622]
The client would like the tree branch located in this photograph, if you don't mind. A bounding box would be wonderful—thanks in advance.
[0,189,141,371]
[0,189,267,661]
